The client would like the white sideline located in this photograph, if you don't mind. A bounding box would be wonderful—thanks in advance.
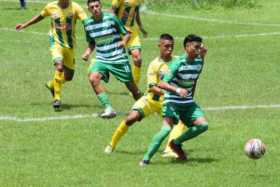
[1,0,280,28]
[0,104,280,122]
[2,28,280,42]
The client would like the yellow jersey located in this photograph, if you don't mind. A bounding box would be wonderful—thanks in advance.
[146,56,174,101]
[112,0,142,31]
[40,1,87,48]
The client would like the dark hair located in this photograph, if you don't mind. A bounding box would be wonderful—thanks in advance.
[87,0,100,5]
[183,34,202,47]
[160,33,174,41]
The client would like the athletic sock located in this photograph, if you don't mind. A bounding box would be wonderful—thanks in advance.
[97,92,112,108]
[110,120,129,149]
[164,121,186,153]
[173,124,208,145]
[132,65,141,86]
[143,125,171,161]
[53,70,64,101]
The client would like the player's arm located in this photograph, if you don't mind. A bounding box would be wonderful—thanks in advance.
[16,15,44,30]
[82,42,95,62]
[158,61,188,97]
[199,43,207,60]
[135,6,148,37]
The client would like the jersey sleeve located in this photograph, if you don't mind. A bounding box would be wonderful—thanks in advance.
[40,4,50,17]
[84,19,95,44]
[112,16,127,35]
[147,60,158,87]
[162,58,181,83]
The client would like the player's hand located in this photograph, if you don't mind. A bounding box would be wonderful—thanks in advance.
[140,27,148,38]
[176,88,188,98]
[199,44,207,58]
[81,53,90,62]
[16,24,24,31]
[118,41,126,48]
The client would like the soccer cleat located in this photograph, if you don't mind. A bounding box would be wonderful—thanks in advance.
[99,107,117,119]
[104,145,114,154]
[53,99,61,111]
[161,150,179,158]
[169,140,187,161]
[45,83,54,97]
[139,160,150,167]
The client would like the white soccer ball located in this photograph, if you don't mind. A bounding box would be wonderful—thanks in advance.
[244,138,266,159]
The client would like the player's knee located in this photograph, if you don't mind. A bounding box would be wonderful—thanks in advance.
[125,111,140,126]
[89,73,101,85]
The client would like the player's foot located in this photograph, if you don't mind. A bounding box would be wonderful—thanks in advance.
[139,160,150,167]
[169,140,187,161]
[53,99,61,111]
[99,107,117,119]
[45,83,54,97]
[161,150,179,158]
[104,145,114,154]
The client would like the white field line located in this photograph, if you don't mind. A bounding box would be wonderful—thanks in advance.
[146,11,280,28]
[1,104,280,122]
[1,0,280,28]
[2,28,280,42]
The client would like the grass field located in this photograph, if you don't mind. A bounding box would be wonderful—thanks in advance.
[1,0,280,186]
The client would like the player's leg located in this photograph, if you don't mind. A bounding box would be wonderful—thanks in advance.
[162,120,186,158]
[125,81,142,100]
[105,96,155,153]
[127,30,142,86]
[130,49,142,86]
[89,61,115,118]
[109,62,142,100]
[105,110,141,154]
[140,117,173,166]
[170,103,208,156]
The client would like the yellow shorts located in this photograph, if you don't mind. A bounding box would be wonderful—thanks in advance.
[126,26,141,52]
[132,95,163,119]
[50,43,75,70]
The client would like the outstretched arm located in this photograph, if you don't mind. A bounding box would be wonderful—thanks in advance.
[135,8,148,38]
[16,15,44,30]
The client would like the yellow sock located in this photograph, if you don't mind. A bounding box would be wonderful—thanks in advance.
[164,121,186,152]
[110,120,129,150]
[53,70,64,101]
[132,65,141,86]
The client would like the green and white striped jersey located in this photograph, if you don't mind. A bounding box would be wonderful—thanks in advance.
[162,54,204,104]
[84,12,129,64]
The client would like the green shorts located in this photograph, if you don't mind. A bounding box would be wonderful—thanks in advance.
[89,60,133,83]
[162,102,205,127]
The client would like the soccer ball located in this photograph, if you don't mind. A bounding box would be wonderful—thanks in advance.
[244,138,266,159]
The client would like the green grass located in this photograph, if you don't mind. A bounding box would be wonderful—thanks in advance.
[1,0,280,186]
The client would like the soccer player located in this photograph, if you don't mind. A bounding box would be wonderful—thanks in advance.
[104,33,185,154]
[82,0,141,118]
[16,0,87,110]
[139,34,209,166]
[111,0,148,86]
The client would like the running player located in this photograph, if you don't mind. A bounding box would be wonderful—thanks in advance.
[140,34,208,166]
[16,0,87,110]
[82,0,141,118]
[111,0,148,86]
[104,33,185,154]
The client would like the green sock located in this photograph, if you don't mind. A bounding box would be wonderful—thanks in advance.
[143,126,171,161]
[173,124,208,145]
[97,92,112,108]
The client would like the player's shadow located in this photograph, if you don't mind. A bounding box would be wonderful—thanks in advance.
[114,149,146,155]
[152,156,219,166]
